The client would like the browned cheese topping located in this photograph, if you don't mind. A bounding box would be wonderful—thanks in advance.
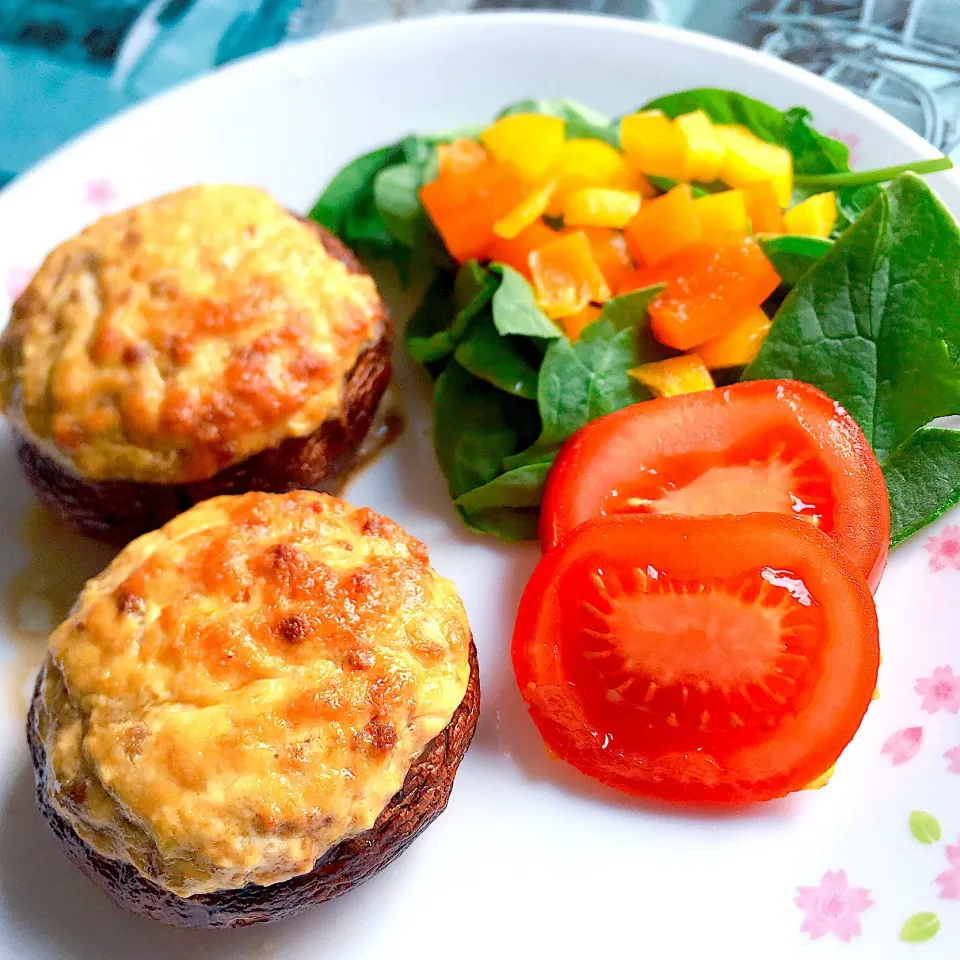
[0,185,384,483]
[33,492,471,895]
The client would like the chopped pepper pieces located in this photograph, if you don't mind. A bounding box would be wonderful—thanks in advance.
[620,110,689,180]
[742,181,785,234]
[437,138,489,176]
[783,191,837,238]
[695,306,772,368]
[622,237,781,350]
[530,231,612,319]
[487,220,559,279]
[716,124,793,207]
[623,184,704,267]
[547,138,635,215]
[694,189,750,245]
[480,114,566,182]
[675,110,727,183]
[563,187,642,228]
[494,179,558,239]
[629,354,715,398]
[577,226,634,291]
[420,157,528,263]
[562,304,602,342]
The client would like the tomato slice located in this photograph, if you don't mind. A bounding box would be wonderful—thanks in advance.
[512,513,880,803]
[540,379,889,591]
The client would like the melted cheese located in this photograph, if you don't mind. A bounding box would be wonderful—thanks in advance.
[33,491,471,897]
[0,185,383,484]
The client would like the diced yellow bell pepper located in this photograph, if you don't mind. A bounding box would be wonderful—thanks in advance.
[716,125,793,207]
[675,110,726,183]
[629,355,715,398]
[530,231,612,319]
[561,304,602,342]
[695,307,771,368]
[805,765,836,791]
[546,138,635,215]
[480,114,566,182]
[742,181,785,234]
[620,110,689,180]
[493,179,558,239]
[693,189,750,245]
[783,191,837,239]
[563,187,641,229]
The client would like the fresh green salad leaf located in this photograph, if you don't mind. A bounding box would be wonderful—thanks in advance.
[490,264,561,339]
[405,261,498,364]
[535,286,666,447]
[454,314,540,400]
[498,98,618,145]
[746,173,960,463]
[758,235,832,288]
[433,361,539,502]
[883,429,960,547]
[794,156,953,189]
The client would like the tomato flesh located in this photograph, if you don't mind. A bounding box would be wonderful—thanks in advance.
[513,513,880,803]
[541,379,889,591]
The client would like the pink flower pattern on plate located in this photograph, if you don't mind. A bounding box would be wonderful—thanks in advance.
[828,128,861,165]
[795,870,873,942]
[880,726,923,765]
[924,525,960,571]
[6,266,33,301]
[915,666,960,714]
[85,178,117,210]
[936,838,960,900]
[946,745,960,773]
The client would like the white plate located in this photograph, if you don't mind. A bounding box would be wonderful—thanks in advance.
[1,12,959,959]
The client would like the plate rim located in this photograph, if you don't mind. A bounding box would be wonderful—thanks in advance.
[0,9,952,212]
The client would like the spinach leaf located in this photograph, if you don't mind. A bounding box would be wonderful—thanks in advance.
[455,460,554,511]
[454,313,540,399]
[759,235,832,288]
[309,144,401,238]
[489,264,561,339]
[433,361,540,501]
[794,156,953,190]
[535,286,665,447]
[746,174,960,462]
[883,429,960,547]
[405,261,498,364]
[497,98,618,145]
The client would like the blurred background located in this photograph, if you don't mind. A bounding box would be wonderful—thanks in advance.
[1,0,959,187]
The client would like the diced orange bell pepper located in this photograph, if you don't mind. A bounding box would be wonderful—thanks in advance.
[716,125,793,207]
[563,187,641,228]
[562,304,602,342]
[695,307,772,368]
[629,355,715,398]
[675,110,727,183]
[420,159,528,263]
[486,220,559,279]
[741,181,785,234]
[437,138,489,176]
[494,179,558,239]
[620,237,781,350]
[620,110,689,180]
[783,191,837,238]
[694,190,750,245]
[576,226,634,292]
[546,138,635,215]
[480,114,566,182]
[530,231,612,319]
[623,184,704,267]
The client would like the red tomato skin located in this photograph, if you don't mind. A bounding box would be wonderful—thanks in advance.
[513,512,880,804]
[540,379,889,592]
